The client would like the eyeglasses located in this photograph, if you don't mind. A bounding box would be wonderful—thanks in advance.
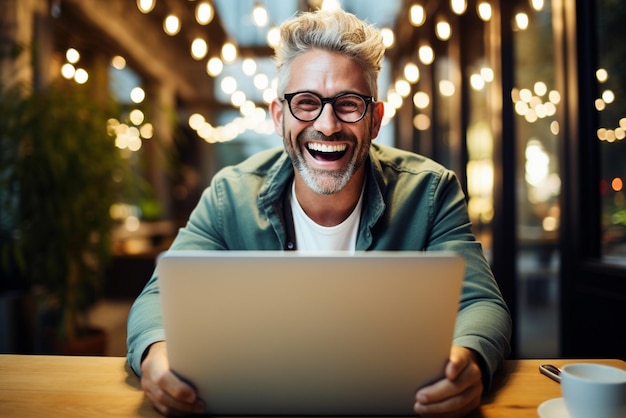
[283,91,374,123]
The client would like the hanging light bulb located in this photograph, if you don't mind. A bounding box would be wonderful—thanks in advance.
[74,68,89,84]
[435,18,452,41]
[221,76,238,95]
[61,63,75,79]
[221,42,238,63]
[130,87,146,103]
[191,38,208,60]
[530,0,545,11]
[321,0,341,11]
[477,1,493,21]
[403,62,420,84]
[395,79,411,98]
[196,1,214,25]
[266,26,280,48]
[254,73,269,90]
[439,80,456,97]
[413,91,430,109]
[163,14,181,35]
[206,57,223,77]
[66,48,80,64]
[418,44,434,65]
[111,56,126,70]
[252,2,268,27]
[450,0,467,15]
[242,58,257,76]
[381,27,395,48]
[137,0,155,14]
[514,12,529,30]
[409,4,426,27]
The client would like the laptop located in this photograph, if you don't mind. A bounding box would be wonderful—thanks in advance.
[157,250,465,416]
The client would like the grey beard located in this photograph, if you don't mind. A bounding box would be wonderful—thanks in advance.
[283,120,370,195]
[289,130,361,195]
[293,157,355,195]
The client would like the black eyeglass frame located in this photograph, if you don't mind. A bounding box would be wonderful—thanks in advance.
[282,91,375,123]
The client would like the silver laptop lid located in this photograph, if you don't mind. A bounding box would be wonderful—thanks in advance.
[157,251,464,416]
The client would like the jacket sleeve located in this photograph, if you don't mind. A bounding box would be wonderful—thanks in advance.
[426,169,512,392]
[126,185,227,376]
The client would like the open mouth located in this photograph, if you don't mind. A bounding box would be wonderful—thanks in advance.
[306,142,347,162]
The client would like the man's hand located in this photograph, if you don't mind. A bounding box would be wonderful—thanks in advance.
[413,345,483,418]
[140,341,206,416]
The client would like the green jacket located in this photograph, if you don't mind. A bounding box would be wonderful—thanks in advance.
[127,143,511,390]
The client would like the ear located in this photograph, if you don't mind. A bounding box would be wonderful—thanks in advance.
[270,98,285,137]
[369,101,385,140]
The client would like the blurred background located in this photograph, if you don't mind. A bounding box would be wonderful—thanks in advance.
[1,0,624,360]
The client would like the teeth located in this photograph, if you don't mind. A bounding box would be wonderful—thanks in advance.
[307,143,347,153]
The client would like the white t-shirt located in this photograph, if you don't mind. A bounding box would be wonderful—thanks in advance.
[290,181,363,251]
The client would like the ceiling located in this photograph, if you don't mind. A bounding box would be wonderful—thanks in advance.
[51,0,409,113]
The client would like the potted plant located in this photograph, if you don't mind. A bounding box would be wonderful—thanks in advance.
[0,79,133,354]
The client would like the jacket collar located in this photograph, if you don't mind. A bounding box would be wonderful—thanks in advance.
[257,145,387,250]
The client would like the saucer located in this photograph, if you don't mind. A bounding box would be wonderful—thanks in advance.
[537,397,570,418]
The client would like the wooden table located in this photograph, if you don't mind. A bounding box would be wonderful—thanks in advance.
[0,355,624,417]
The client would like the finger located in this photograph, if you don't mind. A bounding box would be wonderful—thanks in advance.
[414,381,482,417]
[416,358,482,404]
[142,369,205,415]
[416,376,457,405]
[145,383,205,416]
[158,371,199,403]
[445,346,471,381]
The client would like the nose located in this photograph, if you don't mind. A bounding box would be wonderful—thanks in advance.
[312,102,342,136]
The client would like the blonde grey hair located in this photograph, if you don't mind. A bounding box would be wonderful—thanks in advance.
[273,8,385,99]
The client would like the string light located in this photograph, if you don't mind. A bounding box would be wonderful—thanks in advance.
[196,1,214,25]
[254,73,269,89]
[435,19,452,41]
[136,0,155,14]
[477,2,492,21]
[163,15,181,36]
[450,0,467,15]
[66,48,80,63]
[418,44,434,65]
[403,63,420,84]
[220,76,238,95]
[252,3,268,27]
[481,67,494,82]
[130,87,146,104]
[266,26,280,48]
[321,0,341,11]
[381,27,395,48]
[242,58,257,76]
[74,68,88,84]
[470,74,485,90]
[515,12,530,30]
[409,4,426,27]
[191,38,208,60]
[61,63,75,79]
[206,57,224,77]
[413,91,430,109]
[439,80,456,97]
[221,42,238,63]
[111,56,126,70]
[530,0,545,11]
[395,79,411,97]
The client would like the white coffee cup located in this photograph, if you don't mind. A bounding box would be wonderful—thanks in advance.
[561,363,626,418]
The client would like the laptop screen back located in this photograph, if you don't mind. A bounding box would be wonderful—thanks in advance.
[157,251,464,416]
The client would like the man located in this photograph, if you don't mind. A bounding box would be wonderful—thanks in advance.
[127,8,512,417]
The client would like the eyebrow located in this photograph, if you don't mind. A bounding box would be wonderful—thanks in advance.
[289,90,372,98]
